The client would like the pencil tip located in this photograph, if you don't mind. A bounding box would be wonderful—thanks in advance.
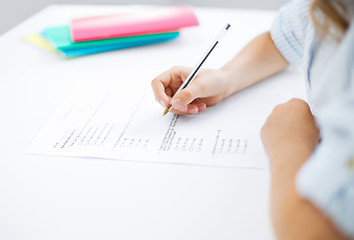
[163,104,172,116]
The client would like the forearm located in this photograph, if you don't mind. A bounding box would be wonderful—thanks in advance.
[221,31,289,97]
[270,153,349,240]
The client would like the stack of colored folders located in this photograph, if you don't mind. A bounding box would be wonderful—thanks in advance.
[27,6,199,58]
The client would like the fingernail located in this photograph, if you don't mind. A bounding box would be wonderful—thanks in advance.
[160,100,166,107]
[188,108,198,115]
[171,98,183,109]
[197,104,206,112]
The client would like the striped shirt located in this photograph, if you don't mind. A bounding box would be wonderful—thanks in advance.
[270,0,354,237]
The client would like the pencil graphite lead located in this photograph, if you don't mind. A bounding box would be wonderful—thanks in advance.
[163,105,172,116]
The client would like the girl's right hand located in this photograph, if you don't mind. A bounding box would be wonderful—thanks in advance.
[151,66,234,115]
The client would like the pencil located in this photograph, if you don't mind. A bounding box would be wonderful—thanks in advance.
[163,23,231,116]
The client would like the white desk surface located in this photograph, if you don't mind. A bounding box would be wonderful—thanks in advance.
[0,5,305,240]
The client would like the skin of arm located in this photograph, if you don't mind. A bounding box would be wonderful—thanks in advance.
[151,31,288,115]
[261,98,349,240]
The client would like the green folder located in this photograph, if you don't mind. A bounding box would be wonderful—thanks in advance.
[41,26,180,57]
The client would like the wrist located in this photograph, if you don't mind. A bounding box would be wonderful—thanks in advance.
[269,144,313,181]
[219,66,242,97]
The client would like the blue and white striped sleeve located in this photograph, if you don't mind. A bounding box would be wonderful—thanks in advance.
[270,0,311,66]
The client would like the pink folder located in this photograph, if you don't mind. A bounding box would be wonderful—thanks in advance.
[70,6,199,42]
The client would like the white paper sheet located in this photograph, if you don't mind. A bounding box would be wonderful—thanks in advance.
[27,69,305,168]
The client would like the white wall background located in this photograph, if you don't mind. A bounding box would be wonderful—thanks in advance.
[0,0,287,35]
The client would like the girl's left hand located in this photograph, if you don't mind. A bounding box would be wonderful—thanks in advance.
[261,98,320,174]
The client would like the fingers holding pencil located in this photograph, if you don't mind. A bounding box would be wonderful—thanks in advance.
[151,66,206,115]
[152,23,231,116]
[152,66,233,115]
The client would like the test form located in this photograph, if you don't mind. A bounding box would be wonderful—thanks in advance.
[27,69,305,168]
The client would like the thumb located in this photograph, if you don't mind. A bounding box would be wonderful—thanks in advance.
[171,84,202,109]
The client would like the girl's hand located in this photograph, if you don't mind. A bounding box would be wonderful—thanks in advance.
[261,98,320,173]
[151,66,233,115]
